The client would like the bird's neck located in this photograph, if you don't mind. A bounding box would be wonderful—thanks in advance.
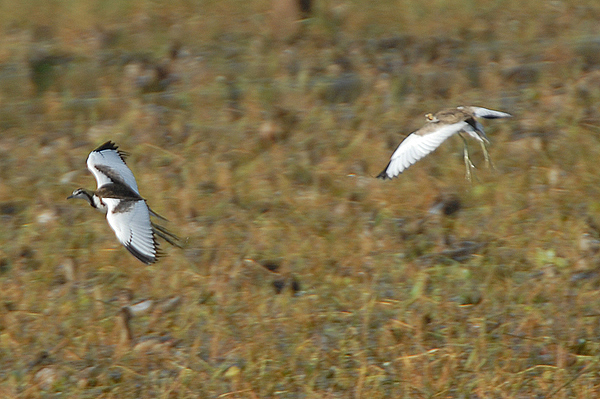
[80,189,107,213]
[92,195,108,213]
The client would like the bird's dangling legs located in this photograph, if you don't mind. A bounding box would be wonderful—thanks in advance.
[459,133,476,181]
[480,141,494,171]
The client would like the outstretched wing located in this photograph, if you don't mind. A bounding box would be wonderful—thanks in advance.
[467,106,512,119]
[377,121,467,179]
[87,141,140,194]
[104,198,159,264]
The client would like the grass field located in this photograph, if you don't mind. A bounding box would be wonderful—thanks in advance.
[2,0,600,397]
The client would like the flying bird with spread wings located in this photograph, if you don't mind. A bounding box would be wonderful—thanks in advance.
[377,106,512,180]
[68,141,180,264]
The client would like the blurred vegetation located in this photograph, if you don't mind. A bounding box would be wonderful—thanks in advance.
[2,0,600,397]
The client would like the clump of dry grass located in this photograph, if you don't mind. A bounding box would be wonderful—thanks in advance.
[3,0,600,397]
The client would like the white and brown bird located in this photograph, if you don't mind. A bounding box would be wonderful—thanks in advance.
[68,141,179,264]
[377,106,512,180]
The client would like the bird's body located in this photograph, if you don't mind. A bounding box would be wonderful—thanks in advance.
[68,141,179,264]
[378,106,512,180]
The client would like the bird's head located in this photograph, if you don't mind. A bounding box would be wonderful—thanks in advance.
[67,188,94,205]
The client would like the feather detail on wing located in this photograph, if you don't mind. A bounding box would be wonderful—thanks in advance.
[87,141,140,194]
[378,121,467,179]
[104,198,158,264]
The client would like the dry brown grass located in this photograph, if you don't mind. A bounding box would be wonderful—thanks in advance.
[2,0,600,397]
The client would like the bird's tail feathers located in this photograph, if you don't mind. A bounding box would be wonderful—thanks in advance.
[151,222,183,248]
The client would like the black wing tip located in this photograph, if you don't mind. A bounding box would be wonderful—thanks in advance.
[480,111,513,119]
[376,160,396,180]
[377,170,390,180]
[481,114,509,119]
[125,243,158,265]
[93,140,129,161]
[474,109,513,119]
[94,141,119,152]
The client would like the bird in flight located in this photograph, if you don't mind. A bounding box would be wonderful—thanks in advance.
[68,141,180,264]
[377,106,512,181]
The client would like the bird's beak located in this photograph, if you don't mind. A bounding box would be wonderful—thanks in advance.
[67,194,74,200]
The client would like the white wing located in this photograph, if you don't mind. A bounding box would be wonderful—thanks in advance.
[468,106,512,119]
[87,142,140,194]
[380,121,467,179]
[104,198,158,264]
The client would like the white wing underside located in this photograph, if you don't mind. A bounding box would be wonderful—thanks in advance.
[383,121,467,178]
[104,198,157,264]
[87,149,140,194]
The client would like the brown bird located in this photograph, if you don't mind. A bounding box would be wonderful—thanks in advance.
[378,106,512,180]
